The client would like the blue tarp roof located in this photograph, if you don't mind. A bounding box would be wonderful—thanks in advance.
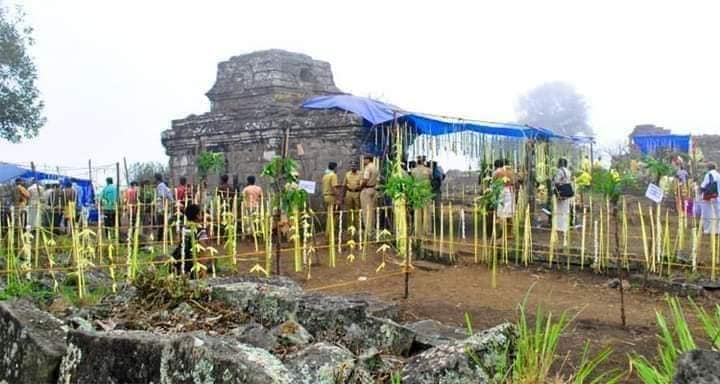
[302,94,594,143]
[302,94,405,125]
[0,163,28,183]
[631,134,691,155]
[0,163,95,206]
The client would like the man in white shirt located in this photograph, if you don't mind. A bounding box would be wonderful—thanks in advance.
[26,179,44,229]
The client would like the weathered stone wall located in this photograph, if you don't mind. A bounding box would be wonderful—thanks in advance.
[206,49,340,114]
[630,124,671,137]
[162,50,365,202]
[694,134,720,165]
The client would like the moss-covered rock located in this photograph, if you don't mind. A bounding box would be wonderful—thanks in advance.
[401,322,517,384]
[285,342,356,384]
[58,330,297,383]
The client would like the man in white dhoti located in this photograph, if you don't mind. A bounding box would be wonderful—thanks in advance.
[553,158,573,233]
[700,162,720,235]
[493,159,516,222]
[26,179,44,229]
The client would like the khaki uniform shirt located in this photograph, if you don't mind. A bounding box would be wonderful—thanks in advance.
[344,171,362,192]
[411,165,432,181]
[363,163,378,188]
[322,172,338,196]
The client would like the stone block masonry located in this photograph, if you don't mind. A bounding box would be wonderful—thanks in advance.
[0,300,67,384]
[162,50,366,204]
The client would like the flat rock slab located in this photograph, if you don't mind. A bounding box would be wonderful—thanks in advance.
[346,293,400,320]
[211,277,416,355]
[0,299,67,384]
[59,330,296,384]
[629,274,706,297]
[211,279,302,327]
[406,319,467,350]
[401,322,517,384]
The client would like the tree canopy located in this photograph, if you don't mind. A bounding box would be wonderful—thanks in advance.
[515,81,592,137]
[0,4,44,143]
[128,161,168,183]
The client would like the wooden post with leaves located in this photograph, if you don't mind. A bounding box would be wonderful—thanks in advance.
[259,128,307,277]
[592,167,634,327]
[383,123,433,300]
[277,127,290,275]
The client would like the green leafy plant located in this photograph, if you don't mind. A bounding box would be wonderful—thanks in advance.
[512,297,570,382]
[390,372,402,384]
[690,298,720,350]
[591,168,635,205]
[644,156,674,185]
[630,297,700,384]
[196,151,225,181]
[510,289,622,384]
[261,157,307,212]
[477,178,505,213]
[383,172,434,210]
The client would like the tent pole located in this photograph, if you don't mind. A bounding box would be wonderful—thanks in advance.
[116,162,121,215]
[526,139,537,223]
[123,157,130,186]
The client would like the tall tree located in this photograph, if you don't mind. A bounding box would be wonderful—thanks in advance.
[0,3,45,142]
[515,81,592,137]
[128,161,168,183]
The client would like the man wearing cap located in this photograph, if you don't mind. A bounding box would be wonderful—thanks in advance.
[360,155,379,237]
[322,162,340,239]
[411,156,432,235]
[343,160,362,231]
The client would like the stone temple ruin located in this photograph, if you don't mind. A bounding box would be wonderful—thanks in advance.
[161,50,365,191]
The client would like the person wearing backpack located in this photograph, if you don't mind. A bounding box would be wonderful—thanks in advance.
[552,158,574,233]
[700,162,720,235]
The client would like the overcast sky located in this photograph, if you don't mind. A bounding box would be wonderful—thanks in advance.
[2,0,719,174]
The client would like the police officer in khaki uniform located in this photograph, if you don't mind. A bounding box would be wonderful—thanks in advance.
[343,160,362,231]
[322,162,340,240]
[360,155,378,238]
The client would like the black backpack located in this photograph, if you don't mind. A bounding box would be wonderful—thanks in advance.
[703,174,719,200]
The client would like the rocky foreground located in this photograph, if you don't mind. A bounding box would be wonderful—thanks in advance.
[0,275,515,384]
[1,274,717,384]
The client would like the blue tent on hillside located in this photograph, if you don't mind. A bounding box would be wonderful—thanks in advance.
[630,134,691,155]
[0,163,95,206]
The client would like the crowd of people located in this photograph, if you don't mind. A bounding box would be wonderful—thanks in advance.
[5,152,719,276]
[6,177,84,233]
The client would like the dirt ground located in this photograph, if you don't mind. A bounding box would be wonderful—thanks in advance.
[255,242,719,383]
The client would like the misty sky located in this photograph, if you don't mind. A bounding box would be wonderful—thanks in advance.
[2,0,719,174]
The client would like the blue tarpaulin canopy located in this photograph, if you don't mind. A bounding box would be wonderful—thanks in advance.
[302,94,405,125]
[302,94,594,143]
[0,163,95,206]
[631,134,691,155]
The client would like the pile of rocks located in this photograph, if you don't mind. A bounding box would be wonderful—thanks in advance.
[0,276,517,383]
